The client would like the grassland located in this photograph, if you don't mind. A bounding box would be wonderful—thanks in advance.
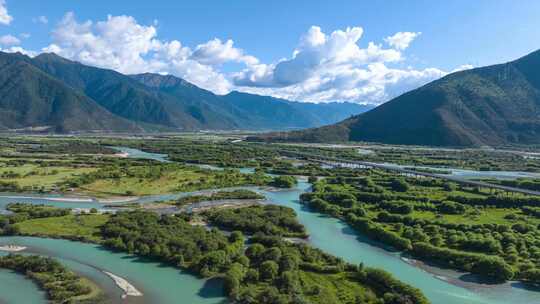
[76,165,269,196]
[0,164,97,191]
[15,214,109,242]
[299,271,377,303]
[79,167,206,196]
[71,277,105,302]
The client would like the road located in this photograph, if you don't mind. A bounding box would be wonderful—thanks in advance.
[279,150,540,197]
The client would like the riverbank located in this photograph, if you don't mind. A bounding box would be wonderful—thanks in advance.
[0,236,224,304]
[103,271,143,298]
[0,195,93,202]
[3,179,540,303]
[186,199,262,213]
[401,256,487,290]
[114,152,129,158]
[97,197,140,204]
[0,245,26,252]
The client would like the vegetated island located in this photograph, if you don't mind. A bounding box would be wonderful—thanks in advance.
[0,202,428,304]
[0,254,105,303]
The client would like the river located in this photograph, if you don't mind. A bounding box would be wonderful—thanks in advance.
[377,162,540,180]
[0,267,46,304]
[262,181,540,304]
[1,147,540,304]
[0,237,226,304]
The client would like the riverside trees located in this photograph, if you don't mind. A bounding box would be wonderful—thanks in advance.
[0,255,99,303]
[301,169,540,284]
[98,210,427,303]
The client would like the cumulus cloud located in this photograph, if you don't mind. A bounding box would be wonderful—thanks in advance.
[44,12,161,74]
[0,0,13,25]
[192,38,258,65]
[42,12,256,94]
[234,26,402,89]
[384,32,421,50]
[235,64,445,104]
[232,26,446,103]
[36,13,462,104]
[0,46,37,57]
[0,34,19,46]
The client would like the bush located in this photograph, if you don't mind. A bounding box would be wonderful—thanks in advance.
[390,178,410,192]
[270,176,298,188]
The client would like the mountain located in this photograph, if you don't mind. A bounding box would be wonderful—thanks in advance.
[252,49,540,147]
[0,51,371,133]
[219,91,373,130]
[31,53,237,130]
[0,52,139,132]
[131,73,372,130]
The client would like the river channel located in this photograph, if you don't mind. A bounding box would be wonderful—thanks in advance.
[1,147,540,304]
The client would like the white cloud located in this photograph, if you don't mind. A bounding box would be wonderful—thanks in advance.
[235,64,446,104]
[38,14,462,104]
[233,26,445,103]
[0,34,19,46]
[42,12,261,94]
[0,0,13,25]
[237,26,379,88]
[384,32,421,50]
[192,38,258,65]
[33,15,48,24]
[1,46,37,57]
[234,26,404,89]
[44,12,161,74]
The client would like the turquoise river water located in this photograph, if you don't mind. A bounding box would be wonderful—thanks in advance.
[0,147,539,304]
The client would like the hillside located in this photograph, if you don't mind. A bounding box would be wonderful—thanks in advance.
[0,51,370,133]
[253,49,540,147]
[31,53,237,130]
[0,52,140,132]
[220,91,372,130]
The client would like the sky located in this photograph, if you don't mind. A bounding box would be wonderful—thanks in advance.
[0,0,539,104]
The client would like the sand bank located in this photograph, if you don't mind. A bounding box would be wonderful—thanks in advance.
[0,245,27,252]
[103,271,143,297]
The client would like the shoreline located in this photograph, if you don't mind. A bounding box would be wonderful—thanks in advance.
[400,256,515,291]
[114,152,129,158]
[186,199,262,213]
[97,197,140,204]
[0,245,27,252]
[102,271,143,298]
[0,195,94,202]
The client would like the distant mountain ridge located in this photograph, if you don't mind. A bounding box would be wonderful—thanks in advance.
[252,49,540,147]
[0,51,372,133]
[0,52,140,133]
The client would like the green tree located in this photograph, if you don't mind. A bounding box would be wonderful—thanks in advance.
[260,260,279,281]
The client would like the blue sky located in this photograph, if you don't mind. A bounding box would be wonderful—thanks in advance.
[0,1,539,104]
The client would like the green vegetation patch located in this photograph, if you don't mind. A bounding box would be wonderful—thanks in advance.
[301,169,540,284]
[0,255,103,304]
[0,164,97,192]
[203,205,308,238]
[15,214,110,242]
[175,189,265,206]
[70,163,271,196]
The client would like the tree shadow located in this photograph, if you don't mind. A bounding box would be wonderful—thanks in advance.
[510,281,540,292]
[458,273,502,285]
[197,277,225,299]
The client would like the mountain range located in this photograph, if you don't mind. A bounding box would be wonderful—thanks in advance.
[0,51,372,133]
[252,49,540,147]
